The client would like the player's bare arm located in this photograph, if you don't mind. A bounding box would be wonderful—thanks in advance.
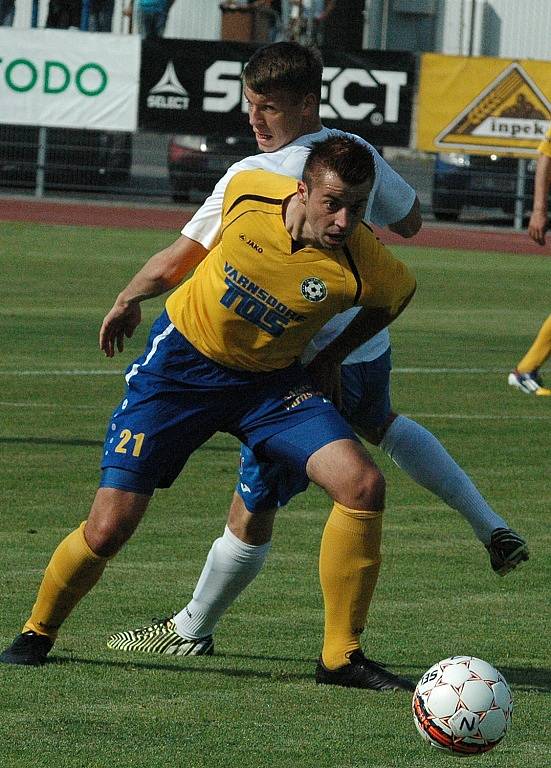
[527,153,551,245]
[387,195,421,238]
[306,284,416,406]
[100,235,207,357]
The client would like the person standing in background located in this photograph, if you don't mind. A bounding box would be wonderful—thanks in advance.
[527,126,551,247]
[0,0,15,26]
[124,0,175,39]
[508,126,551,396]
[89,0,115,31]
[287,0,336,44]
[508,314,551,396]
[312,0,337,45]
[46,0,81,28]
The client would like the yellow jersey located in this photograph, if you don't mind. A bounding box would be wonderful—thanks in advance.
[166,169,415,372]
[537,126,551,158]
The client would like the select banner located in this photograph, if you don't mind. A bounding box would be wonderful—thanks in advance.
[139,39,415,146]
[0,29,140,131]
[417,52,551,156]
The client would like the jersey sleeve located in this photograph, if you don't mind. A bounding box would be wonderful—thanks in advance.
[180,146,309,250]
[367,147,417,228]
[181,156,261,250]
[537,126,551,158]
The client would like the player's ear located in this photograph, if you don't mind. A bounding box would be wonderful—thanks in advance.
[297,180,308,203]
[302,92,318,118]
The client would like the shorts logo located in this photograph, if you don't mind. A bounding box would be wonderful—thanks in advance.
[301,277,327,303]
[283,385,321,410]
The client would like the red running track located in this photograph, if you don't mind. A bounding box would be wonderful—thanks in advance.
[1,196,549,256]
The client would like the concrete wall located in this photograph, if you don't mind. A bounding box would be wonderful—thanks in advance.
[12,0,221,38]
[366,0,551,61]
[12,0,551,61]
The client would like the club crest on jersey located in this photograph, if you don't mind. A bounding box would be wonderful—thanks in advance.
[301,277,327,303]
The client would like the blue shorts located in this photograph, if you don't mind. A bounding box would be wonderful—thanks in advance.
[100,311,358,495]
[236,348,392,512]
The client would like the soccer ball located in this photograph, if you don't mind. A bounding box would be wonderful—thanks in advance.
[412,656,513,757]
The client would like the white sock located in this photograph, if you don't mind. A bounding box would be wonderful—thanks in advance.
[173,526,271,639]
[379,415,507,545]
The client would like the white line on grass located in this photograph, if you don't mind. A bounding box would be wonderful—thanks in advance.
[395,367,507,374]
[0,401,549,420]
[407,413,551,420]
[1,370,549,420]
[0,370,121,376]
[0,402,103,410]
[0,367,514,376]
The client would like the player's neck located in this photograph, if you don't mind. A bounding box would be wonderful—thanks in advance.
[299,118,323,138]
[284,194,313,248]
[283,118,323,148]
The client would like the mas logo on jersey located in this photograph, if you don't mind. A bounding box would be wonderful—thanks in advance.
[301,277,327,303]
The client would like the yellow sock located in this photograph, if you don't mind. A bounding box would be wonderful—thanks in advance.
[23,522,109,640]
[319,502,382,670]
[517,314,551,372]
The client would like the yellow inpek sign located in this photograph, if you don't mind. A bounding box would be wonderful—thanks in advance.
[417,53,551,157]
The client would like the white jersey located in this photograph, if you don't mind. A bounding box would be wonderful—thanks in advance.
[182,126,416,364]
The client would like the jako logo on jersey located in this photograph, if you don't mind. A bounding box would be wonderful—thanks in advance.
[147,62,190,110]
[239,233,263,253]
[301,277,327,303]
[221,262,306,337]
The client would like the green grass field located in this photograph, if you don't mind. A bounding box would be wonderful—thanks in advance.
[0,221,549,768]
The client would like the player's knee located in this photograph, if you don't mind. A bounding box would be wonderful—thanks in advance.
[352,465,386,511]
[333,463,385,511]
[85,516,136,557]
[228,492,247,520]
[228,492,276,545]
[85,488,147,557]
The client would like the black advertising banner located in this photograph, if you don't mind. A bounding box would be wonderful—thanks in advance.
[139,39,415,146]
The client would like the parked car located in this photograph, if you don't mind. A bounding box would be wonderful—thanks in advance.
[432,152,537,221]
[167,134,259,202]
[0,125,132,191]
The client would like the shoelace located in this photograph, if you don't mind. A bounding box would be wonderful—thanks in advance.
[136,616,173,636]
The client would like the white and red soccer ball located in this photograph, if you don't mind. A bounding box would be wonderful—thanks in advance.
[412,656,513,757]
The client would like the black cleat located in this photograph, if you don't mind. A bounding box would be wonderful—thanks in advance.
[486,527,529,576]
[0,631,53,666]
[315,650,415,691]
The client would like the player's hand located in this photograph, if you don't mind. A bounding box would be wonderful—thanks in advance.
[527,210,548,245]
[305,353,342,410]
[99,301,142,358]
